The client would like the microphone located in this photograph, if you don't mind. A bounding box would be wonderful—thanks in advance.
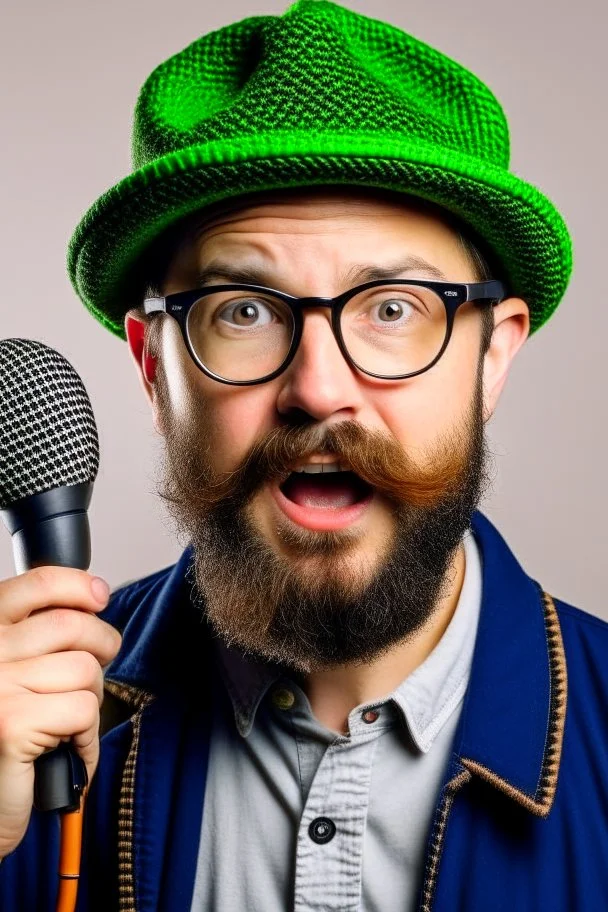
[0,338,100,812]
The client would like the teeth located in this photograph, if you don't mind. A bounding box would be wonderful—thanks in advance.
[293,461,345,474]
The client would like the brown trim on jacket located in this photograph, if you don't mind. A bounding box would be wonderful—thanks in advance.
[461,592,567,818]
[102,679,156,912]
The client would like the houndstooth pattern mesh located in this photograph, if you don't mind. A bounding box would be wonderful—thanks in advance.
[0,339,99,509]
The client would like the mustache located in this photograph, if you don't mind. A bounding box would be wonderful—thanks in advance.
[172,419,479,514]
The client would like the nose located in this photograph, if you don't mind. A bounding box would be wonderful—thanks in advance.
[275,308,365,423]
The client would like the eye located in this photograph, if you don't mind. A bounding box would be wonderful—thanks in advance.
[372,297,416,323]
[217,298,275,328]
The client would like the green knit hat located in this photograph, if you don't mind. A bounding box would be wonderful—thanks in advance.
[68,0,572,339]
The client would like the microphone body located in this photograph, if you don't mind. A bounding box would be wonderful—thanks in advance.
[0,482,93,811]
[0,338,100,813]
[1,482,93,574]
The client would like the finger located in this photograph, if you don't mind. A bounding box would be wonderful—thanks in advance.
[0,610,121,667]
[0,567,110,625]
[0,652,105,706]
[0,691,100,766]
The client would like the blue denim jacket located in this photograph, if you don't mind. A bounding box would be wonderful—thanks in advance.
[2,511,608,910]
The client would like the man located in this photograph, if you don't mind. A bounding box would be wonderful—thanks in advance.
[1,1,607,910]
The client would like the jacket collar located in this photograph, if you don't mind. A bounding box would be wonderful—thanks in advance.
[102,547,206,700]
[103,510,566,818]
[455,512,567,817]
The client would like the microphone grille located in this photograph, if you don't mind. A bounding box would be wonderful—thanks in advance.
[0,339,100,509]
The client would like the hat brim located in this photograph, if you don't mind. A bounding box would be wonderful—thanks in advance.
[68,132,572,339]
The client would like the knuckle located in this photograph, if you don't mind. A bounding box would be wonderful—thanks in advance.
[107,625,123,655]
[48,608,85,639]
[70,650,101,685]
[29,565,62,593]
[75,690,100,722]
[98,620,121,656]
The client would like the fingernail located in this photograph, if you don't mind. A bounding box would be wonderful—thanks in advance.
[91,576,110,605]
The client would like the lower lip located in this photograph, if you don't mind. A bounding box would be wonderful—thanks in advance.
[270,482,373,531]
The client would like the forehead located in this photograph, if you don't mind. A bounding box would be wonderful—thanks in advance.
[161,188,475,283]
[192,188,459,244]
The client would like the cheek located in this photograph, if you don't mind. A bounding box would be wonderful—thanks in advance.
[159,319,277,471]
[158,320,204,423]
[372,342,479,455]
[193,385,279,473]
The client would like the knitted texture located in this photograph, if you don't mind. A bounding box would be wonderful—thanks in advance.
[68,0,572,338]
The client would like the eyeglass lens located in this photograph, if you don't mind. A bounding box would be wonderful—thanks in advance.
[185,285,449,382]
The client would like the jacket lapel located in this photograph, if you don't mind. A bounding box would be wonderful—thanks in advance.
[453,512,567,815]
[418,513,568,911]
[102,546,213,911]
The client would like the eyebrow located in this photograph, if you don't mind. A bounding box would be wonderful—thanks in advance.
[196,256,447,288]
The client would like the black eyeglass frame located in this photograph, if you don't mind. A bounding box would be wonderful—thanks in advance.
[143,278,506,386]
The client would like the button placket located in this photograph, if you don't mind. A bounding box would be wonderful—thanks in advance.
[294,735,380,911]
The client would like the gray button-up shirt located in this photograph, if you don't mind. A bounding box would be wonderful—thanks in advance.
[191,530,482,911]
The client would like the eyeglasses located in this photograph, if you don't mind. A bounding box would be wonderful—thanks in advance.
[144,278,505,385]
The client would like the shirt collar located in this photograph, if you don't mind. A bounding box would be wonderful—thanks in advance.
[214,638,283,738]
[214,529,482,746]
[391,529,481,753]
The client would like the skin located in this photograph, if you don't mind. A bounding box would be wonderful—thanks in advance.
[0,569,120,856]
[126,189,529,734]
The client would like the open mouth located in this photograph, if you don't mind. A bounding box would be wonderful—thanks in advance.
[279,470,372,510]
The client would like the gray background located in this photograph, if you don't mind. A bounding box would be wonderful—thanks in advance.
[1,0,606,618]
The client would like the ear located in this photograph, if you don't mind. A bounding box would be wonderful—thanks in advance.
[125,310,157,385]
[125,309,162,433]
[482,297,530,421]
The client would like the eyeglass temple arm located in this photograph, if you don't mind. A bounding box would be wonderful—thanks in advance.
[467,280,506,302]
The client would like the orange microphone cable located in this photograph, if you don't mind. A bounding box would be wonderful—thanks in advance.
[33,743,88,912]
[55,789,87,912]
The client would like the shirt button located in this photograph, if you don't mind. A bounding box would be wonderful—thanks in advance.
[362,709,379,723]
[308,817,336,844]
[272,687,295,710]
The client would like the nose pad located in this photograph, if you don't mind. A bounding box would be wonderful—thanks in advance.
[291,309,351,375]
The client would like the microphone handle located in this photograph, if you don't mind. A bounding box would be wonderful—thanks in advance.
[0,483,93,811]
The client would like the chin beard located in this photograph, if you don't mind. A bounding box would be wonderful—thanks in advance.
[156,374,489,673]
[185,476,484,674]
